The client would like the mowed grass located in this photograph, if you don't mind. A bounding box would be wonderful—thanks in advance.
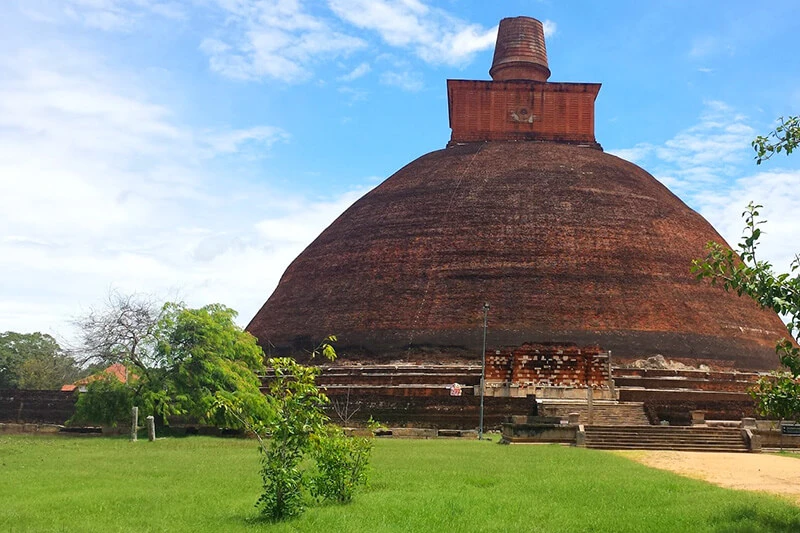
[2,435,800,532]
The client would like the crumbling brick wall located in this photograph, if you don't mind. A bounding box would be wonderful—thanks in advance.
[486,343,609,387]
[0,390,77,424]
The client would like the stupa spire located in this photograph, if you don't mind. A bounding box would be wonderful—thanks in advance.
[490,16,551,82]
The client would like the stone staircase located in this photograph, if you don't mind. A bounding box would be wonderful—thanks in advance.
[583,425,749,452]
[539,401,650,425]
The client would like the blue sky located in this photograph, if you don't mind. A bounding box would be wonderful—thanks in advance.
[1,0,799,345]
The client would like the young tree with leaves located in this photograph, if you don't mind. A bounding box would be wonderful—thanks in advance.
[693,115,800,420]
[692,203,800,419]
[215,337,375,521]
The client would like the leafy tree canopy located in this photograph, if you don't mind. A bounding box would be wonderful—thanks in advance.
[72,295,269,427]
[0,331,82,389]
[753,115,799,164]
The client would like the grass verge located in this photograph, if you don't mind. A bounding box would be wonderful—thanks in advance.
[2,435,799,532]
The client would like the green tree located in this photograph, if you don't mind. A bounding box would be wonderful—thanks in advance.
[693,115,800,420]
[255,356,331,520]
[73,296,269,428]
[0,332,82,389]
[692,203,800,419]
[70,374,135,427]
[153,302,270,427]
[215,337,375,521]
[753,115,800,164]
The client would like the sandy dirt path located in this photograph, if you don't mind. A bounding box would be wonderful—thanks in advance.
[618,451,800,504]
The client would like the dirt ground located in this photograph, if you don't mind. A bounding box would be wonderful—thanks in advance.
[618,450,800,504]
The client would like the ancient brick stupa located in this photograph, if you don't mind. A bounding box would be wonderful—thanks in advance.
[249,16,787,371]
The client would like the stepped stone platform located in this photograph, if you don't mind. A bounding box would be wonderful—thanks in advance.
[257,362,771,430]
[538,400,649,426]
[613,367,762,424]
[582,425,751,453]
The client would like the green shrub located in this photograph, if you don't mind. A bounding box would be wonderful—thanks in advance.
[256,442,306,520]
[69,374,134,427]
[310,424,374,503]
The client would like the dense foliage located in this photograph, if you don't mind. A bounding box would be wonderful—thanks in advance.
[0,331,83,389]
[310,424,375,504]
[72,296,269,428]
[70,374,135,427]
[74,294,374,519]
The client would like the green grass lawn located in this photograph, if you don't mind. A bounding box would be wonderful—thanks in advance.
[2,434,800,532]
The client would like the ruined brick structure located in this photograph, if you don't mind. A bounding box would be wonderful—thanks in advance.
[486,344,609,388]
[249,15,789,393]
[448,18,599,147]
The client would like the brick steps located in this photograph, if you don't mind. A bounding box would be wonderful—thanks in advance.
[584,425,748,452]
[539,402,650,426]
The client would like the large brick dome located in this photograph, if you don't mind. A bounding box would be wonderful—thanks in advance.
[248,141,787,370]
[247,16,788,371]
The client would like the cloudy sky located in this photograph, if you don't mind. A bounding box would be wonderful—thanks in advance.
[1,0,799,345]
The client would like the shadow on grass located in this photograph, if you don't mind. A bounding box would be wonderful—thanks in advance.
[713,505,800,533]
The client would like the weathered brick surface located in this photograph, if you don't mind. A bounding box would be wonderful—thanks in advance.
[323,390,536,430]
[447,80,601,145]
[249,140,788,370]
[614,376,755,393]
[618,389,756,424]
[489,17,550,82]
[314,365,482,387]
[486,343,609,387]
[0,390,76,424]
[614,368,763,381]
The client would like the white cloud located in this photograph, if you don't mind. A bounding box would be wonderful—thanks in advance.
[689,35,734,59]
[337,62,371,81]
[328,0,497,66]
[255,189,368,246]
[694,171,800,273]
[380,70,423,92]
[624,101,756,197]
[201,0,366,82]
[0,44,372,343]
[607,143,654,164]
[19,0,185,31]
[542,20,557,38]
[338,86,369,103]
[610,101,800,277]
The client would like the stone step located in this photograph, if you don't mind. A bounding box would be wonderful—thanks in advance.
[586,427,742,434]
[586,435,743,441]
[586,430,743,437]
[586,444,748,452]
[582,425,748,451]
[586,438,744,446]
[539,402,650,426]
[586,427,742,433]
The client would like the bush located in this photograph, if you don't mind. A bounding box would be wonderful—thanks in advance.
[69,375,134,427]
[310,424,375,504]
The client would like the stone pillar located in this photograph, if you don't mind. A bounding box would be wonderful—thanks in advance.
[130,406,138,442]
[690,410,706,426]
[146,415,156,442]
[741,417,757,429]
